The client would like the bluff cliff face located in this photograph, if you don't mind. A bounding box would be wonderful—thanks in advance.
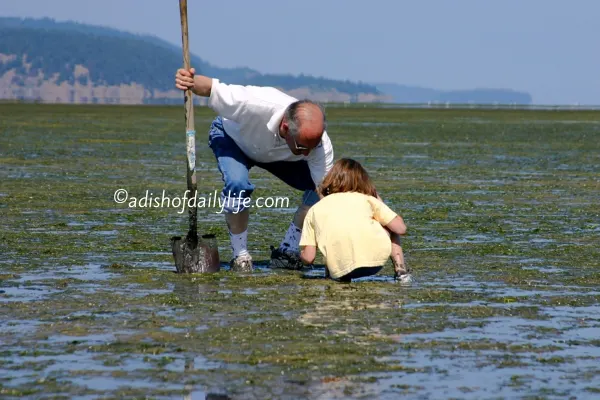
[0,18,390,105]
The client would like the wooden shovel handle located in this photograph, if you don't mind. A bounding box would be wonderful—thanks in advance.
[179,0,194,134]
[179,0,197,238]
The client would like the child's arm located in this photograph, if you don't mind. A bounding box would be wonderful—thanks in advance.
[368,196,411,279]
[372,195,407,235]
[300,245,317,265]
[299,208,317,265]
[385,215,407,235]
[374,194,406,233]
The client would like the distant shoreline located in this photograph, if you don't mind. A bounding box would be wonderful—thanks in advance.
[1,99,599,111]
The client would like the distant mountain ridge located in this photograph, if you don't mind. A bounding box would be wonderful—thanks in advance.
[374,83,532,105]
[0,17,532,105]
[0,17,387,104]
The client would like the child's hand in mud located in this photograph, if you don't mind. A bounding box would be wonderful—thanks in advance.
[395,271,414,284]
[394,264,413,284]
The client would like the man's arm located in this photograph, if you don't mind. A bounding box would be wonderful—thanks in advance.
[176,68,257,122]
[175,68,212,97]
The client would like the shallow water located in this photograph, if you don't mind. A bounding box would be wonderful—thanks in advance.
[1,105,599,399]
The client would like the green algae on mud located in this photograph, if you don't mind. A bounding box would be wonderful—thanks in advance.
[1,104,600,398]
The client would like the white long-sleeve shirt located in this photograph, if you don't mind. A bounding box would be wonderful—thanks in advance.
[207,78,334,186]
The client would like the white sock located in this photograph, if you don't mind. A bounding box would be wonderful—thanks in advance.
[279,222,302,253]
[229,230,249,258]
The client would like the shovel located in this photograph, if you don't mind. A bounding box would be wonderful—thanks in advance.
[171,0,220,274]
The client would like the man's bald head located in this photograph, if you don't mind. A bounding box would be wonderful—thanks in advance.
[282,100,327,154]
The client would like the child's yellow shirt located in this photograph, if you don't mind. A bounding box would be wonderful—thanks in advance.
[299,192,398,279]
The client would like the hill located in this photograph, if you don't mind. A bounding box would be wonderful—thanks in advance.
[0,17,532,105]
[0,17,388,104]
[375,83,532,105]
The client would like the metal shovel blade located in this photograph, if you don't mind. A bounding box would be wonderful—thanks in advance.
[171,234,220,274]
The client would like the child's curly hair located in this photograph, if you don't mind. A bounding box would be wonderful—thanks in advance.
[317,158,378,198]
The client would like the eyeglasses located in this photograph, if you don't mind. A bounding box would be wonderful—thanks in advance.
[291,134,310,151]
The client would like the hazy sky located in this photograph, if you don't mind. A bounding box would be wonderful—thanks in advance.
[3,0,598,104]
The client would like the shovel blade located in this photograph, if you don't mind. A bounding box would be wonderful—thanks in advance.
[171,234,220,273]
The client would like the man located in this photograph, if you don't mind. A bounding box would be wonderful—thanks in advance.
[175,68,334,272]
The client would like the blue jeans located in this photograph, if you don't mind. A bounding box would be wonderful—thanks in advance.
[208,117,320,213]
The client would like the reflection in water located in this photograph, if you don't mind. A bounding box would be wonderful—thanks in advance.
[183,357,231,400]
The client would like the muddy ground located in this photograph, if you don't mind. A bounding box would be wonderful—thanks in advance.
[1,104,599,399]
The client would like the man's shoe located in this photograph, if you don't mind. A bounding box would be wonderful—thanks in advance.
[230,253,253,273]
[269,246,304,270]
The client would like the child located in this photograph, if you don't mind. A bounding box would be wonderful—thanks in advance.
[299,158,411,282]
